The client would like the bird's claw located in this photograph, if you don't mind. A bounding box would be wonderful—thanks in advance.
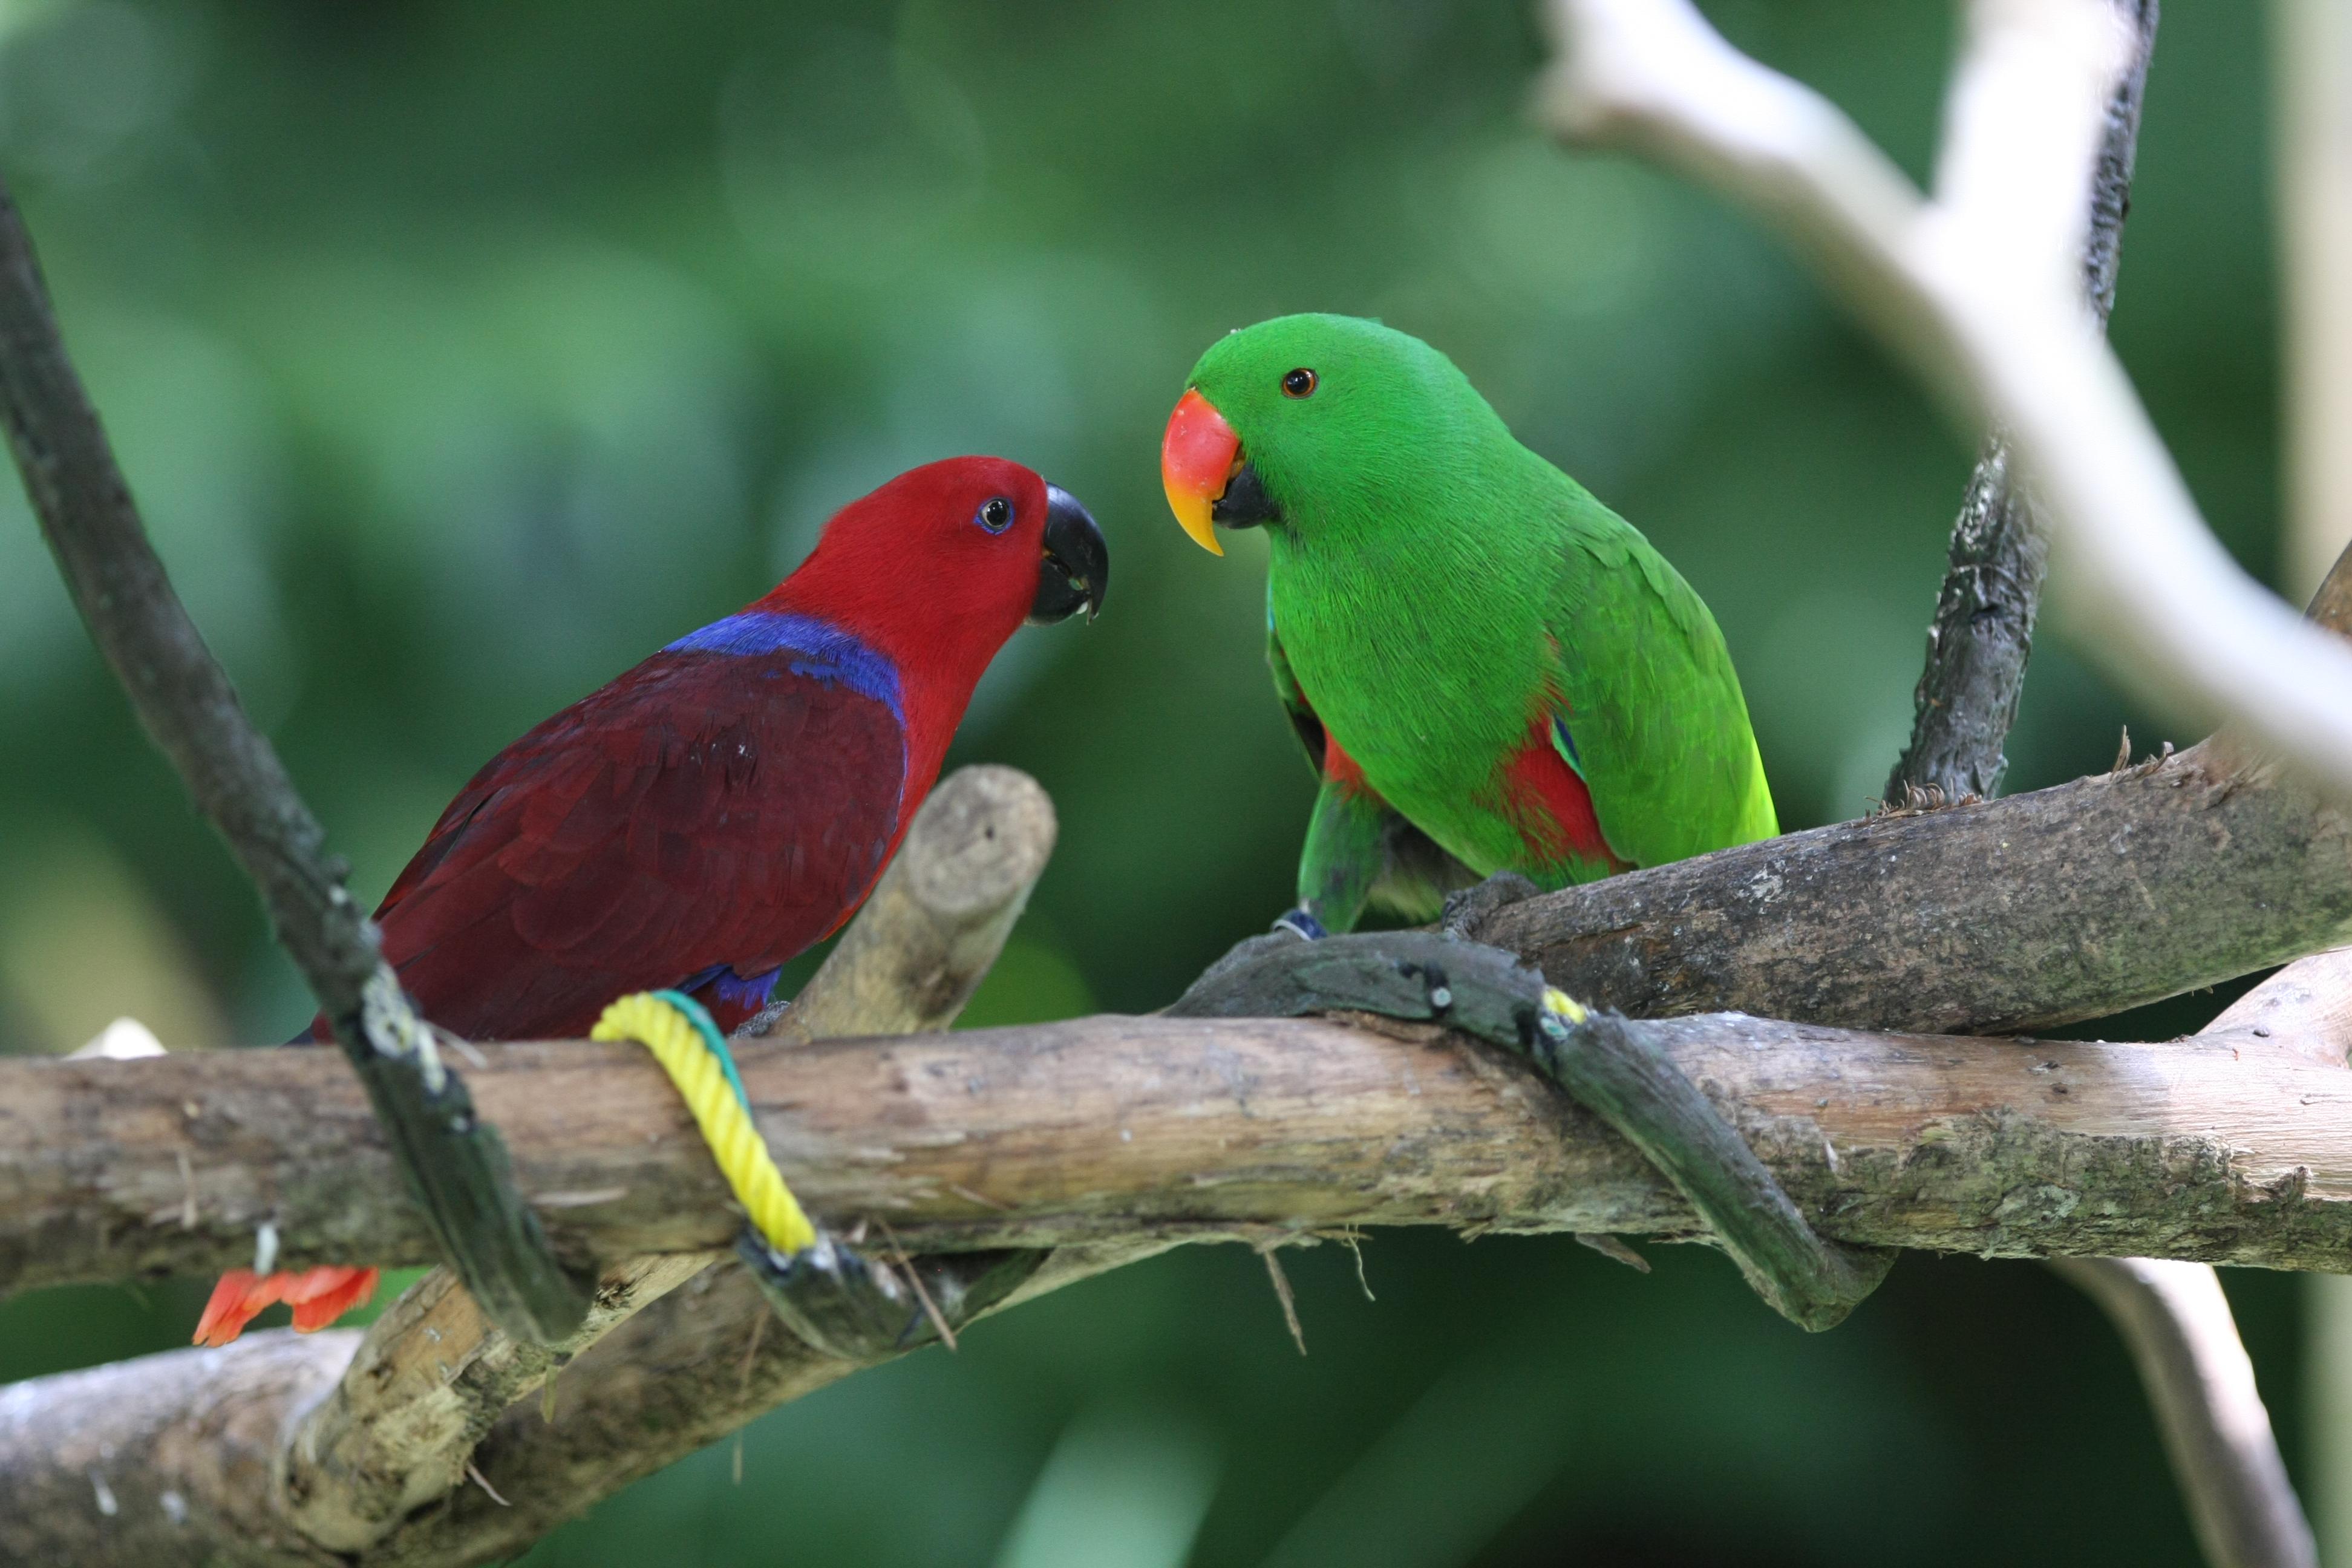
[1439,871,1541,941]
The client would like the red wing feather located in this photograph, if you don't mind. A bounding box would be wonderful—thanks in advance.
[373,651,906,1042]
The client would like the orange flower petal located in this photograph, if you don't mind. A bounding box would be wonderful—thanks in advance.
[289,1267,380,1333]
[193,1269,275,1348]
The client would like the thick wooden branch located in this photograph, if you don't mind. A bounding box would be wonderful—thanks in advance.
[0,1328,359,1567]
[3,748,2340,1566]
[7,989,2350,1290]
[1474,740,2351,1035]
[6,964,2351,1564]
[0,1238,1170,1568]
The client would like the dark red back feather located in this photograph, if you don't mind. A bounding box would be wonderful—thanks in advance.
[368,646,907,1039]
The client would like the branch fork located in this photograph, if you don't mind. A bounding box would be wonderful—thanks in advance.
[1546,0,2352,804]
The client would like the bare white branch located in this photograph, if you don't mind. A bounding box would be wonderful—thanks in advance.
[2054,1258,2317,1568]
[1931,0,2128,288]
[1539,0,2352,800]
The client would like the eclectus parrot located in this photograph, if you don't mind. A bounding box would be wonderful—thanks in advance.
[1160,313,1775,933]
[194,457,1108,1347]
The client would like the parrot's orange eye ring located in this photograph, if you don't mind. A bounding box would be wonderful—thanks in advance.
[976,495,1014,534]
[1281,367,1318,399]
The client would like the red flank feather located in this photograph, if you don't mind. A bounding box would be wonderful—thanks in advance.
[1498,716,1629,877]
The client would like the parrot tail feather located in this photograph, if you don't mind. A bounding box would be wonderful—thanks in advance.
[193,1264,381,1347]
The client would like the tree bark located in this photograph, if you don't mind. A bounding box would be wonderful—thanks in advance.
[5,956,2351,1564]
[1886,0,2154,804]
[6,993,2350,1290]
[1475,740,2347,1035]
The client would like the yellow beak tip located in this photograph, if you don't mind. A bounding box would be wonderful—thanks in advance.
[1165,494,1225,557]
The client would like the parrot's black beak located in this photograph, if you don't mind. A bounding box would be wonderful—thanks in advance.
[1209,461,1279,532]
[1028,483,1109,625]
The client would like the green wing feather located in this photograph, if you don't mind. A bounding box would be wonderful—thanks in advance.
[1543,485,1777,869]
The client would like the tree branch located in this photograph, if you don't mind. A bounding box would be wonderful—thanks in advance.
[0,172,591,1344]
[5,956,2351,1562]
[2051,942,2333,1568]
[1852,4,2313,1555]
[2,730,2345,1296]
[6,729,2345,1562]
[740,763,1059,1044]
[1887,0,2154,804]
[1474,738,2349,1035]
[6,983,2351,1289]
[0,180,373,1030]
[369,1236,1177,1566]
[0,1236,1174,1567]
[2050,1256,2318,1568]
[1540,0,2352,802]
[357,943,2352,1566]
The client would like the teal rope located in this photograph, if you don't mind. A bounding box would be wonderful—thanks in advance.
[648,988,748,1111]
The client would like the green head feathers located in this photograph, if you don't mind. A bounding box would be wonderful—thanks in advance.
[1164,313,1515,552]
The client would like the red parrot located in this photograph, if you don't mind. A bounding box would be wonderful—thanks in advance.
[195,457,1108,1346]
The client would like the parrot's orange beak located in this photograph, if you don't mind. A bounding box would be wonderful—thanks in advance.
[1161,388,1240,557]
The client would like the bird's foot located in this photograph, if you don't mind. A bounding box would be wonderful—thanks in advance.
[1439,871,1540,941]
[739,1229,1045,1359]
[1167,930,1892,1331]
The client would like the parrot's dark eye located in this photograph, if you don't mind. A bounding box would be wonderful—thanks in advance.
[976,495,1014,534]
[1281,367,1318,399]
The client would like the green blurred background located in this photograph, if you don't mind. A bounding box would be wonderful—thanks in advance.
[0,1,2306,1563]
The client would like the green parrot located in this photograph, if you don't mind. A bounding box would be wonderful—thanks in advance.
[1160,313,1777,933]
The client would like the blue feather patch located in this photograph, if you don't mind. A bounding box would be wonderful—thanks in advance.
[1551,716,1586,777]
[677,962,782,1012]
[667,611,903,726]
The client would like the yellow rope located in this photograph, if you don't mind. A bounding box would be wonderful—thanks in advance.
[591,991,818,1255]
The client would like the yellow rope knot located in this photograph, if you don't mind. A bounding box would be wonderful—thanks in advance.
[591,990,818,1255]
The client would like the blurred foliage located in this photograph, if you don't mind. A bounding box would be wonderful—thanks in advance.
[0,0,2308,1563]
